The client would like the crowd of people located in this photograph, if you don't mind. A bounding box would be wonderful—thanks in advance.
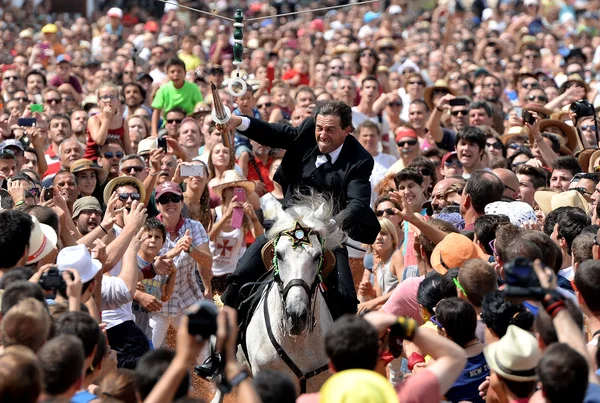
[2,0,600,402]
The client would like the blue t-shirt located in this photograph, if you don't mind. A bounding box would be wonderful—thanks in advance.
[71,390,98,403]
[445,351,489,403]
[585,382,600,403]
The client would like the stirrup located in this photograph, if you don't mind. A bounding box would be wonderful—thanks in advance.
[193,353,222,380]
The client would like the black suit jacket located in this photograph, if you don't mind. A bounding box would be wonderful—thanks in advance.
[240,116,380,244]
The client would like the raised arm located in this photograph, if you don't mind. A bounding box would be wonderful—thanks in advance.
[221,114,306,150]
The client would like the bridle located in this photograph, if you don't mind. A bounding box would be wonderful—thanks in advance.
[263,221,329,393]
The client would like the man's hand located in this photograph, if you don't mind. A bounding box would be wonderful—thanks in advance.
[216,306,239,367]
[435,93,455,111]
[216,115,243,135]
[154,255,176,275]
[357,299,380,314]
[91,239,107,265]
[7,179,26,203]
[101,193,120,231]
[149,148,165,176]
[136,291,163,312]
[389,191,415,223]
[123,200,148,231]
[63,268,83,300]
[129,227,149,252]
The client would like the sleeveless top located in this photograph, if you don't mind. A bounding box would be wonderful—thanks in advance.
[376,257,399,294]
[209,206,247,277]
[84,118,126,160]
[445,351,489,403]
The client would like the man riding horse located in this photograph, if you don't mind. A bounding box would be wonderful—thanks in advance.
[219,100,380,318]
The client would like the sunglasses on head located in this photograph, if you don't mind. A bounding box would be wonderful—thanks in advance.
[375,208,395,217]
[117,192,141,202]
[157,194,183,204]
[397,139,418,147]
[103,151,124,159]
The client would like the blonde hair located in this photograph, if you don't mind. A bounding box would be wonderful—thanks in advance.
[1,298,51,353]
[378,217,399,250]
[96,81,120,98]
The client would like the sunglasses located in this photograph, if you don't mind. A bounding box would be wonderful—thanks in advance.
[528,95,548,103]
[444,160,462,168]
[99,95,118,101]
[408,81,425,86]
[45,98,61,104]
[117,192,141,202]
[157,194,183,204]
[429,315,443,329]
[360,53,375,58]
[80,209,102,216]
[121,165,144,173]
[573,187,593,197]
[521,82,539,89]
[103,151,124,159]
[397,139,418,147]
[486,141,503,150]
[580,125,597,132]
[451,109,469,116]
[375,208,395,217]
[14,96,28,102]
[329,65,343,70]
[3,75,19,81]
[453,277,468,296]
[166,118,183,124]
[387,101,402,107]
[420,168,433,176]
[257,102,272,109]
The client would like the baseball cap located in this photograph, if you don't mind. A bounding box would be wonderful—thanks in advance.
[56,244,102,283]
[430,233,487,274]
[155,181,183,198]
[41,24,58,34]
[144,21,159,33]
[137,73,154,83]
[107,7,123,18]
[56,54,72,64]
[72,196,103,219]
[0,139,24,152]
[441,151,459,165]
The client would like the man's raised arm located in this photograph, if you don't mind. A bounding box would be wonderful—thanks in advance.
[220,115,311,150]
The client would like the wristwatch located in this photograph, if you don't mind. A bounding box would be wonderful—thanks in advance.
[187,245,194,254]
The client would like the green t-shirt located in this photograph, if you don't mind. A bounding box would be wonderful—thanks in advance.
[151,80,203,116]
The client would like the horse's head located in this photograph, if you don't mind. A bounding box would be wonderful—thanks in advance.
[265,198,343,336]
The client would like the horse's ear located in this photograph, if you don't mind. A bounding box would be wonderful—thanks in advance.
[314,202,325,220]
[261,239,275,270]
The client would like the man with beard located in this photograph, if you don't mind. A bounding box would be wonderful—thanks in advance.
[97,139,125,183]
[72,196,104,235]
[123,83,151,118]
[247,139,274,196]
[2,69,23,102]
[479,74,505,134]
[431,177,465,213]
[456,126,487,179]
[44,115,73,178]
[70,109,88,143]
[352,76,390,141]
[25,70,46,103]
[52,170,80,212]
[149,45,168,83]
[427,95,471,152]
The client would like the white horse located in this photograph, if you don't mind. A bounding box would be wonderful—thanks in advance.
[210,195,344,402]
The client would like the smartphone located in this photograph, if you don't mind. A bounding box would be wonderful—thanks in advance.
[43,188,53,201]
[157,137,167,152]
[18,118,36,127]
[522,110,535,125]
[230,187,246,229]
[449,98,468,107]
[180,164,205,177]
[30,104,43,113]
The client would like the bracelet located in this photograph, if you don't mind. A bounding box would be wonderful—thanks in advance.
[149,171,159,176]
[436,106,444,112]
[14,200,25,207]
[187,245,194,254]
[99,224,109,234]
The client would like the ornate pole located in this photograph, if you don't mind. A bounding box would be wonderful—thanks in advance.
[211,82,233,148]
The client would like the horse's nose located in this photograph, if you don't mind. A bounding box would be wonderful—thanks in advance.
[286,305,308,335]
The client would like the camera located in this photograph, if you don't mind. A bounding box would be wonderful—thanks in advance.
[187,300,218,339]
[39,267,68,293]
[570,99,595,118]
[503,257,546,301]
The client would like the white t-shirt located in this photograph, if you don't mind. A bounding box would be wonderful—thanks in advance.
[209,207,247,277]
[352,107,391,141]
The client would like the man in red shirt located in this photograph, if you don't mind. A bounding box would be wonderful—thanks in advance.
[247,139,274,197]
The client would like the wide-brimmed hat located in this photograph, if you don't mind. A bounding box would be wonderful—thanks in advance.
[424,80,456,110]
[72,196,103,219]
[70,158,108,184]
[523,104,553,120]
[56,244,102,283]
[211,170,255,196]
[484,325,541,382]
[484,201,536,227]
[576,148,596,173]
[501,127,528,146]
[319,369,397,403]
[27,216,58,264]
[534,189,588,216]
[103,176,145,205]
[137,138,157,156]
[376,37,397,52]
[561,73,589,93]
[587,149,600,172]
[430,233,487,274]
[536,119,579,152]
[189,102,211,116]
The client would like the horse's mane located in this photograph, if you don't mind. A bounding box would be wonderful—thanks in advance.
[267,192,347,251]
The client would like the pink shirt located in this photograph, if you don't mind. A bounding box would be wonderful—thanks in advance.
[382,275,425,325]
[297,369,441,403]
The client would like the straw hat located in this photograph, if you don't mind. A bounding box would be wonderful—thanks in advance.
[103,176,145,205]
[501,126,528,145]
[536,119,579,151]
[211,170,255,197]
[424,80,456,110]
[483,325,541,382]
[587,149,600,173]
[534,189,588,216]
[70,158,108,184]
[137,138,158,156]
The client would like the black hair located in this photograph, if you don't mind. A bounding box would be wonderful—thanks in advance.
[360,75,379,88]
[49,113,72,129]
[515,165,548,189]
[543,206,575,237]
[500,379,537,399]
[90,332,108,376]
[538,343,588,403]
[408,156,438,191]
[135,348,189,399]
[1,281,46,316]
[417,271,443,316]
[373,194,401,211]
[474,214,510,254]
[0,188,14,210]
[165,106,187,117]
[507,148,533,170]
[165,57,186,72]
[481,290,534,338]
[122,82,147,101]
[0,210,33,270]
[53,311,101,359]
[456,126,487,151]
[469,101,493,118]
[441,268,460,298]
[38,335,85,396]
[325,315,379,371]
[411,99,430,113]
[25,69,47,86]
[22,205,59,237]
[574,260,600,314]
[142,218,167,242]
[556,210,591,255]
[315,100,353,130]
[0,267,34,289]
[394,168,424,188]
[535,299,584,346]
[253,370,298,403]
[436,297,477,348]
[464,170,505,214]
[552,156,582,177]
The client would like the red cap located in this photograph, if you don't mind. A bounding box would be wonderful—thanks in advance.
[155,181,183,198]
[395,127,418,143]
[310,19,325,32]
[144,21,159,33]
[441,151,459,165]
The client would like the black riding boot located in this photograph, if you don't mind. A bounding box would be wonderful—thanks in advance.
[322,245,358,320]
